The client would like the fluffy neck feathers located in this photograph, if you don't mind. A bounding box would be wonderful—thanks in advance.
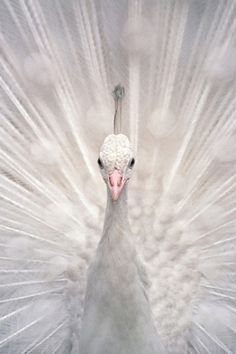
[80,184,162,354]
[105,184,129,226]
[101,184,130,244]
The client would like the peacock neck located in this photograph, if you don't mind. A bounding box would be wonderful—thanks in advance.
[102,184,130,239]
[80,183,162,354]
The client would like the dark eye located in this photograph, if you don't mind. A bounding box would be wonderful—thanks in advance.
[97,157,104,169]
[128,158,135,169]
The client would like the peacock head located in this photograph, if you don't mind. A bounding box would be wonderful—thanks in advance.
[98,134,135,201]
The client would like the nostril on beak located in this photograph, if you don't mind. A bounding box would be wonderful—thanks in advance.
[109,176,114,187]
[109,172,122,187]
[117,176,122,187]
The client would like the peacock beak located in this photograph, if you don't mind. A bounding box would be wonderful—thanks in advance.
[108,169,123,201]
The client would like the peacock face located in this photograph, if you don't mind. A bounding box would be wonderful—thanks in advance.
[98,134,135,201]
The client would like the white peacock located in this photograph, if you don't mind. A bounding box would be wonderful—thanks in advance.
[0,1,236,354]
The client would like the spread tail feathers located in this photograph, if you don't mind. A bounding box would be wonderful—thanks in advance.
[1,0,236,353]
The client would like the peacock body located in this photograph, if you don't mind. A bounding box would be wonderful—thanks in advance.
[1,1,236,353]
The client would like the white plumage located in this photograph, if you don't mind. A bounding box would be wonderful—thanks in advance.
[0,0,236,353]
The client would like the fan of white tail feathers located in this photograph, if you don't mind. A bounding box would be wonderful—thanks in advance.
[0,0,236,353]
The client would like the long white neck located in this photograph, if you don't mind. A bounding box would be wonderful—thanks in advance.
[101,184,130,247]
[79,185,163,354]
[105,184,129,223]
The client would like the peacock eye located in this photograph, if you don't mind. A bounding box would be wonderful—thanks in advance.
[128,158,135,169]
[97,157,104,169]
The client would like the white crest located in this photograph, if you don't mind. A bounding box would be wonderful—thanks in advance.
[100,134,133,172]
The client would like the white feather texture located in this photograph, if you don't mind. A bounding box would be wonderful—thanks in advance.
[0,0,236,353]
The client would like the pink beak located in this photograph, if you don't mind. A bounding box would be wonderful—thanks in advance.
[108,169,123,201]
